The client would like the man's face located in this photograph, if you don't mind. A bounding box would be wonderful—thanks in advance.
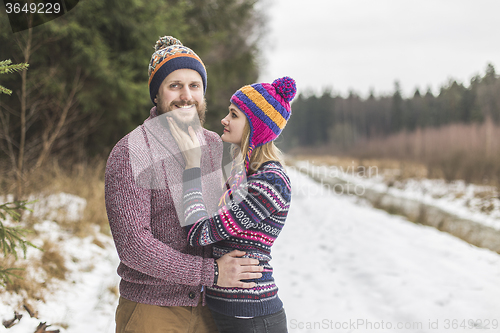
[155,68,206,128]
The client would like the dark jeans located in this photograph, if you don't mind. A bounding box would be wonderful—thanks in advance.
[210,308,287,333]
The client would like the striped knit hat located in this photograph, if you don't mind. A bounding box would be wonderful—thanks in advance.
[230,76,297,172]
[148,36,207,105]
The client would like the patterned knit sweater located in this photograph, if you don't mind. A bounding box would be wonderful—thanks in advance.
[105,107,223,307]
[182,161,291,317]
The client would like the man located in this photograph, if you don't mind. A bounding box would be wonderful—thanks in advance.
[105,36,263,332]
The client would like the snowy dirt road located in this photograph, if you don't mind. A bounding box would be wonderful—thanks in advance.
[272,170,500,333]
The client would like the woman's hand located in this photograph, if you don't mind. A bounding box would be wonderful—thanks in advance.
[167,117,201,169]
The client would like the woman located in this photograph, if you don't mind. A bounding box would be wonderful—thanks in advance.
[168,76,296,333]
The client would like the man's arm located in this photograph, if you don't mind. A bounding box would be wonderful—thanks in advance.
[105,139,261,288]
[105,141,214,286]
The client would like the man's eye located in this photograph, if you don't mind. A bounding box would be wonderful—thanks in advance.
[170,84,179,88]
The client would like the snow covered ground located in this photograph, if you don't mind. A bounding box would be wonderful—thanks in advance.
[273,170,500,333]
[0,194,120,332]
[2,169,500,332]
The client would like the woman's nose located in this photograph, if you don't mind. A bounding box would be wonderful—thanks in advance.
[221,117,229,126]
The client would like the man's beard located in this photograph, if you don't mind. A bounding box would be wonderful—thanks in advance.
[158,98,207,131]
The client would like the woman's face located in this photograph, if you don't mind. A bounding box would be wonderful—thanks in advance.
[221,103,247,146]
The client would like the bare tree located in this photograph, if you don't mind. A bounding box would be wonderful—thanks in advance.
[0,28,96,199]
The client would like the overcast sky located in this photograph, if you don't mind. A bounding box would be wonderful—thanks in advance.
[258,0,500,98]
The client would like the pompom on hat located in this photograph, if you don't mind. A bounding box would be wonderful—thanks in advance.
[230,76,297,172]
[148,36,207,105]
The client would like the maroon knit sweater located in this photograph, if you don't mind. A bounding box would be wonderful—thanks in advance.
[105,107,223,306]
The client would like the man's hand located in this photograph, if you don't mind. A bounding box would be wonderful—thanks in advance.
[216,250,263,288]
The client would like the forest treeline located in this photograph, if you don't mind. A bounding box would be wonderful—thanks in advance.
[281,64,500,185]
[281,64,500,151]
[0,0,263,196]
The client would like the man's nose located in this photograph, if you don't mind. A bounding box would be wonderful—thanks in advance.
[180,86,192,100]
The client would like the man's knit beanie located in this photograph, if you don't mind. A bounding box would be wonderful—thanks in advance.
[148,36,207,105]
[230,76,297,172]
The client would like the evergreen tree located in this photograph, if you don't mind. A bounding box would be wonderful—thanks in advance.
[390,81,403,133]
[476,63,500,122]
[182,0,264,131]
[0,60,37,285]
[0,0,263,194]
[0,0,190,195]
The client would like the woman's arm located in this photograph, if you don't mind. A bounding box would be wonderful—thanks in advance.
[182,165,291,246]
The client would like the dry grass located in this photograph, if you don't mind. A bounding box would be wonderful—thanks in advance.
[19,158,109,235]
[0,157,109,306]
[0,240,68,305]
[350,119,500,186]
[108,284,119,297]
[0,256,46,303]
[40,241,68,281]
[287,154,428,182]
[288,118,500,187]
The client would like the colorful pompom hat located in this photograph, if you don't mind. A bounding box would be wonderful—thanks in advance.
[230,76,297,172]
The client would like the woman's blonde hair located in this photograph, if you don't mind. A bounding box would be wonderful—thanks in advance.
[231,121,285,175]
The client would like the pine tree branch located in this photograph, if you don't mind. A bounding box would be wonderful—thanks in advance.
[0,85,12,95]
[0,201,40,259]
[0,200,40,286]
[0,267,24,287]
[0,60,29,75]
[0,59,29,97]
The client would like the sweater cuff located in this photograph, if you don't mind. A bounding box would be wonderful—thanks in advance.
[183,167,201,182]
[201,258,215,286]
[183,168,202,197]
